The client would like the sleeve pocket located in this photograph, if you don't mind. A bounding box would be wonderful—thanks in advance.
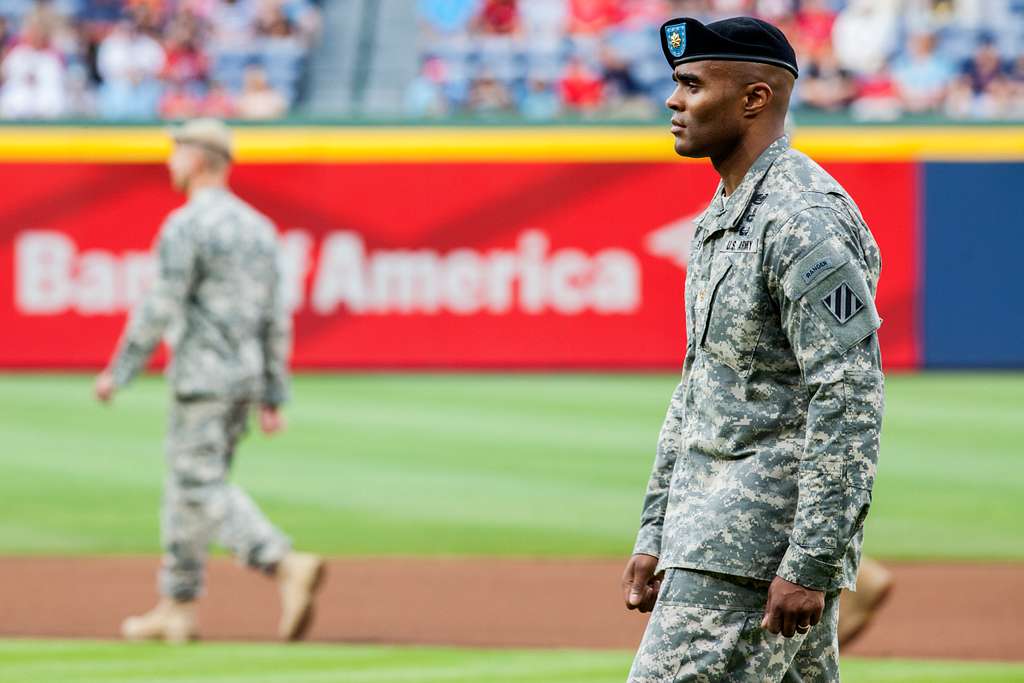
[792,458,844,549]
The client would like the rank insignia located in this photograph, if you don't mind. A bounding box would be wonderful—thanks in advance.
[665,23,686,58]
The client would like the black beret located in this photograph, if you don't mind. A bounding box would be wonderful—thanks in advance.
[660,16,799,78]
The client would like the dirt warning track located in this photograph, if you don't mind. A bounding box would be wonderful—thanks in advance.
[1,557,1020,661]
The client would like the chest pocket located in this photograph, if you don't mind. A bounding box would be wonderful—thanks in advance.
[699,249,771,374]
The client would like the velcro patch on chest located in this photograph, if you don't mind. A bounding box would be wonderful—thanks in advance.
[821,281,865,324]
[721,238,760,253]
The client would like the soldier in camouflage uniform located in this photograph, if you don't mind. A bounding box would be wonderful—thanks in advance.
[94,119,325,644]
[621,18,884,681]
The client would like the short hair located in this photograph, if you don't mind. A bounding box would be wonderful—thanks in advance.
[194,144,231,172]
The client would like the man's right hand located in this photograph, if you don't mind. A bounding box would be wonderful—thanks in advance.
[94,371,115,404]
[621,553,662,612]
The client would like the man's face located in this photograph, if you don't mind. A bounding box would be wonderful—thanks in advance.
[665,62,747,158]
[167,143,201,191]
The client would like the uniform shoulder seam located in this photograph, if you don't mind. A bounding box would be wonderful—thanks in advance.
[162,205,198,236]
[766,204,846,245]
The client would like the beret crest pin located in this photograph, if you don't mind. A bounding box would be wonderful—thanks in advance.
[665,23,686,58]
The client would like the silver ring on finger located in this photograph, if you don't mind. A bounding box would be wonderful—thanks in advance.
[796,624,811,634]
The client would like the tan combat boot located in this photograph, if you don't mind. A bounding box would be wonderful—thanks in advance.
[121,598,198,644]
[838,557,894,646]
[276,552,326,641]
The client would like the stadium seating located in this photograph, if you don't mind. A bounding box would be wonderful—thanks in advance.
[0,0,321,120]
[2,0,1024,121]
[412,0,1024,121]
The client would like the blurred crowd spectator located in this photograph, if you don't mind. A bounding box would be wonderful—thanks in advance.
[4,0,1023,122]
[0,0,320,120]
[412,0,1024,121]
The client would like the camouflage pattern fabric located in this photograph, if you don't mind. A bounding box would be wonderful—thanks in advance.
[634,135,885,593]
[109,187,291,407]
[628,568,840,682]
[160,398,290,600]
[106,186,294,601]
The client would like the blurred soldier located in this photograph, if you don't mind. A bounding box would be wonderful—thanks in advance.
[621,17,884,681]
[94,119,324,644]
[839,556,892,645]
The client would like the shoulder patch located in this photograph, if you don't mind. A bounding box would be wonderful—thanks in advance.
[784,238,850,301]
[803,264,882,352]
[821,281,864,324]
[802,257,833,286]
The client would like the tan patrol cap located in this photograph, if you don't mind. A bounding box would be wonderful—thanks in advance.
[169,118,234,160]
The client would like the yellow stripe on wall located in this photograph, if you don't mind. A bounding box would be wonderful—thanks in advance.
[0,126,1021,162]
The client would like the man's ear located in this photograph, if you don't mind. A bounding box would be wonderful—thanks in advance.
[744,82,773,117]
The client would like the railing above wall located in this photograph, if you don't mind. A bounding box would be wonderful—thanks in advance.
[0,124,1022,163]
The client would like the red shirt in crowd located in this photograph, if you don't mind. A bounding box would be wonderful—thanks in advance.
[795,7,836,54]
[162,44,208,84]
[477,0,519,34]
[560,60,604,109]
[160,86,200,118]
[569,0,624,34]
[202,85,237,118]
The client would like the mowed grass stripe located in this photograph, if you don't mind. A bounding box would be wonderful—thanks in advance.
[1,640,1023,683]
[0,640,631,683]
[0,372,1021,559]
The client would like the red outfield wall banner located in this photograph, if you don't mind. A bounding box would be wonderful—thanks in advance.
[0,161,918,369]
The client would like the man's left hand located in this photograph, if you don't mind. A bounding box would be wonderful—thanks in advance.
[761,575,824,638]
[94,371,116,404]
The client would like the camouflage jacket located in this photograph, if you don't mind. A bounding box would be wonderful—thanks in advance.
[633,136,884,592]
[109,187,291,406]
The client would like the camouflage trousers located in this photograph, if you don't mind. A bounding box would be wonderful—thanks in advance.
[628,568,840,683]
[159,398,291,601]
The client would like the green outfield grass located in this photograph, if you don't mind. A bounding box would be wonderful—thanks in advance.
[0,372,1021,560]
[2,640,1023,683]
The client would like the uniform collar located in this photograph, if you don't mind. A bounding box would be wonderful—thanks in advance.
[188,185,230,203]
[712,134,790,229]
